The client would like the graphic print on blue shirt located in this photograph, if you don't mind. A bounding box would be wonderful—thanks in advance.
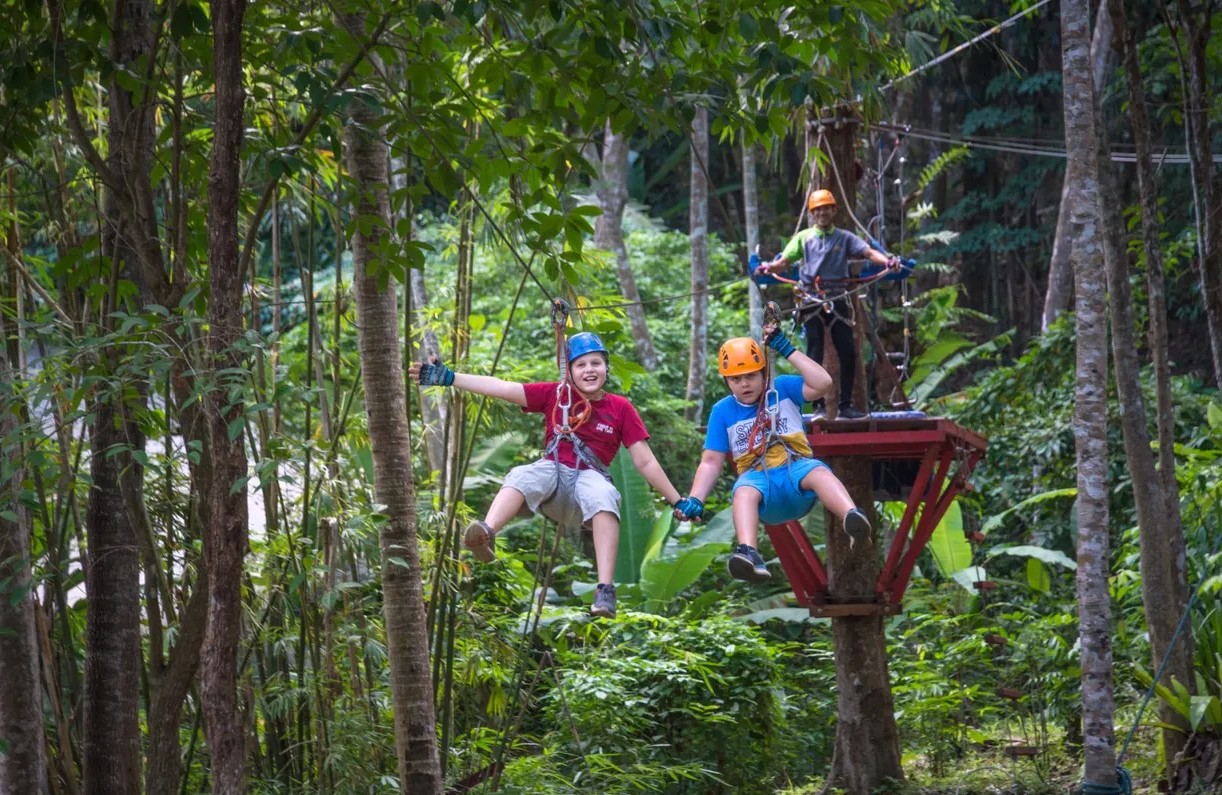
[705,375,814,473]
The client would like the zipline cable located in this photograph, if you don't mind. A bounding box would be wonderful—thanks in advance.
[879,0,1056,93]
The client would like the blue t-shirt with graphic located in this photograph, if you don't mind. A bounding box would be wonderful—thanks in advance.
[704,375,814,474]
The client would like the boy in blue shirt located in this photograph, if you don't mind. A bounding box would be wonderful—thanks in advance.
[672,325,871,581]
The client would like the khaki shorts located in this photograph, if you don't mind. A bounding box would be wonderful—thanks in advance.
[502,459,621,529]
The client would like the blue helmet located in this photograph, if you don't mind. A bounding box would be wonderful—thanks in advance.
[567,332,609,363]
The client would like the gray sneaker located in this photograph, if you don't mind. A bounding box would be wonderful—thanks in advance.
[727,544,772,583]
[463,520,497,563]
[591,583,617,618]
[844,509,872,550]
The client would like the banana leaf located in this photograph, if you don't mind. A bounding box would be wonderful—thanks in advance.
[609,447,659,584]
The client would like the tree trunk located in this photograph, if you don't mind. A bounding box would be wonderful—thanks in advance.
[741,139,764,333]
[83,400,143,795]
[1106,0,1195,782]
[1171,0,1222,388]
[1042,2,1114,331]
[684,108,709,422]
[1063,0,1118,787]
[343,20,442,792]
[201,2,250,792]
[0,314,48,794]
[820,113,904,794]
[595,121,657,369]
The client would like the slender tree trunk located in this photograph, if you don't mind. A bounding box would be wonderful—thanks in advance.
[820,113,904,794]
[1170,0,1222,388]
[1043,3,1114,331]
[79,1,158,789]
[201,2,250,792]
[1106,0,1195,782]
[742,139,764,333]
[0,312,48,794]
[684,108,709,422]
[594,121,657,369]
[83,400,143,795]
[343,19,442,791]
[1063,0,1118,787]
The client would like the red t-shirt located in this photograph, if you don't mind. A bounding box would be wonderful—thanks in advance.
[522,382,649,469]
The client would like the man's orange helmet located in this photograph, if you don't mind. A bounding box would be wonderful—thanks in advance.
[718,338,765,376]
[807,189,837,211]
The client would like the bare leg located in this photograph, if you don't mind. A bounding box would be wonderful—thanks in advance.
[589,511,619,584]
[731,486,764,547]
[799,467,856,518]
[483,487,527,532]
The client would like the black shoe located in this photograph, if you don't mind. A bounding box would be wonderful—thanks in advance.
[844,509,872,550]
[727,544,772,583]
[590,583,617,618]
[837,405,868,420]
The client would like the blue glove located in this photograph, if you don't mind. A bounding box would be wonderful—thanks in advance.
[418,359,455,386]
[673,496,704,521]
[764,327,797,358]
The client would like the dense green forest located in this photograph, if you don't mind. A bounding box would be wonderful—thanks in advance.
[1,0,1221,793]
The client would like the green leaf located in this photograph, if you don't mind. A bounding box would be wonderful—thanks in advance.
[1189,695,1221,730]
[991,545,1077,570]
[609,448,658,584]
[925,501,971,578]
[1026,557,1051,593]
[639,541,730,610]
[1207,401,1222,430]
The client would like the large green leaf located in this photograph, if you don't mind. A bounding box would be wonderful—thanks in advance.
[989,544,1077,570]
[637,511,735,610]
[1026,558,1051,593]
[638,541,731,611]
[925,501,971,579]
[609,447,659,584]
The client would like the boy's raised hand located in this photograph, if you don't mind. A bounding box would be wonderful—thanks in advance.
[763,324,796,358]
[672,496,704,522]
[412,356,455,387]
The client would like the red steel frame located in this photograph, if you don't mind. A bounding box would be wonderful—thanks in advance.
[763,417,987,617]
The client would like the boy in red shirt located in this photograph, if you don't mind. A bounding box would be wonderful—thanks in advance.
[409,332,695,619]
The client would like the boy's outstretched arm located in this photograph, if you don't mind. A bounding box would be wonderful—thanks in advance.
[626,440,683,506]
[763,324,832,403]
[408,357,528,407]
[670,448,725,522]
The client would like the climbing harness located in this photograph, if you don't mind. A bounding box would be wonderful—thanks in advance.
[535,300,612,530]
[744,302,805,476]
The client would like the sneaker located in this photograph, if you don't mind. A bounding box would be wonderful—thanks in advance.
[591,583,617,618]
[463,520,497,563]
[810,405,827,421]
[837,405,868,420]
[727,544,772,583]
[843,509,872,550]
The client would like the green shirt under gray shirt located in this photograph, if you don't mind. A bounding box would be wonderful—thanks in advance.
[781,226,871,289]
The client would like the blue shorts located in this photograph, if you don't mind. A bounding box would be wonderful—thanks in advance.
[732,457,830,525]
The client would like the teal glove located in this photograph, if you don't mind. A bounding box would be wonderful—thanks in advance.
[765,328,797,358]
[418,359,455,386]
[673,496,704,522]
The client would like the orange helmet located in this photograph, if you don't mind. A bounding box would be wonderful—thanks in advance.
[718,338,765,376]
[807,189,837,211]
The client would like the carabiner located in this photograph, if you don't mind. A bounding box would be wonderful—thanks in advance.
[550,298,570,330]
